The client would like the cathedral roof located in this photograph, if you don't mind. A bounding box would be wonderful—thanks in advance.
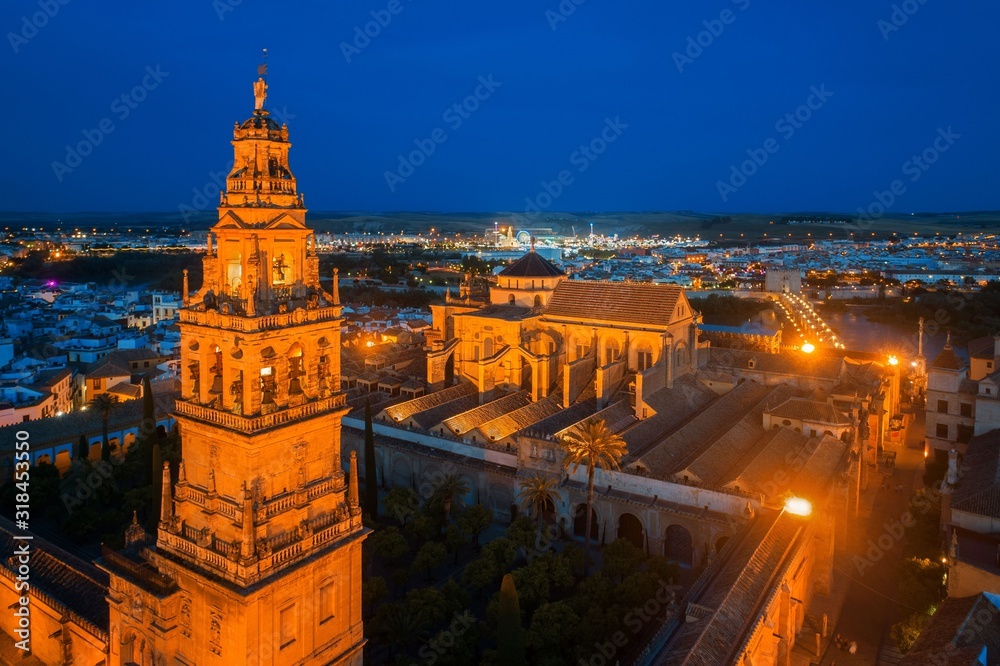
[544,281,684,327]
[497,251,564,278]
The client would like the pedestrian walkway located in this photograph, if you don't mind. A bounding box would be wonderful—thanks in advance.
[792,414,924,666]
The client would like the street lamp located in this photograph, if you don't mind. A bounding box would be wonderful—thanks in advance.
[785,497,813,516]
[801,342,815,354]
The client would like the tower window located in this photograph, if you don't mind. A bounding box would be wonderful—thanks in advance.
[279,605,297,648]
[319,582,335,624]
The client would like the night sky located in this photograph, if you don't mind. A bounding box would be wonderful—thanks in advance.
[2,1,998,214]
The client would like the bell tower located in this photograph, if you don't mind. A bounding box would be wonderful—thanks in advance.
[101,74,366,666]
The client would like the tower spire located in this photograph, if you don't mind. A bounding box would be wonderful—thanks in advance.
[254,48,269,112]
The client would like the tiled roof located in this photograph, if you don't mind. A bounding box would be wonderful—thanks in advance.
[0,517,109,633]
[0,393,176,452]
[551,398,637,443]
[85,356,131,379]
[952,527,1000,578]
[517,394,597,441]
[438,391,532,436]
[409,394,482,431]
[767,397,852,425]
[658,509,808,665]
[543,281,684,327]
[475,393,564,442]
[952,429,1000,519]
[707,348,843,381]
[932,343,967,371]
[727,428,812,496]
[620,375,719,453]
[107,381,142,399]
[900,593,1000,666]
[788,434,850,501]
[636,381,774,476]
[380,382,477,424]
[498,251,564,277]
[462,305,537,321]
[682,387,798,486]
[968,335,996,360]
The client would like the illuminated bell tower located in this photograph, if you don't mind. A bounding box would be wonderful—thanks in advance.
[102,75,366,666]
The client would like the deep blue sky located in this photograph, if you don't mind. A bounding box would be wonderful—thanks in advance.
[2,1,997,214]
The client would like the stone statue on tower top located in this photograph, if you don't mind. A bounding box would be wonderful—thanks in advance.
[253,77,267,110]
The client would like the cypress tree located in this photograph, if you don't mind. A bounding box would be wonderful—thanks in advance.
[77,434,89,461]
[498,574,526,665]
[141,375,156,484]
[149,441,163,533]
[364,399,378,519]
[141,375,155,436]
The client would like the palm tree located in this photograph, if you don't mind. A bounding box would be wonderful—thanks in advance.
[89,393,120,463]
[517,473,559,546]
[431,474,470,526]
[561,418,628,575]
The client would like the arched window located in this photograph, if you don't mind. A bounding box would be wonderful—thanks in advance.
[288,344,305,395]
[508,294,516,305]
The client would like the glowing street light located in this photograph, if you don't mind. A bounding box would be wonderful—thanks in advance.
[888,355,899,366]
[784,497,813,516]
[801,342,815,353]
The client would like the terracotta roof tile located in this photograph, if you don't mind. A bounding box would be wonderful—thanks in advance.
[900,593,1000,666]
[380,382,477,424]
[767,397,852,425]
[438,391,532,436]
[0,517,109,633]
[475,393,564,442]
[543,281,684,327]
[932,343,967,371]
[952,429,1000,519]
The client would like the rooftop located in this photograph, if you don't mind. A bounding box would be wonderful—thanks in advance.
[544,281,685,327]
[497,250,564,278]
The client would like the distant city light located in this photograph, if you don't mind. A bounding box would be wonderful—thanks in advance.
[784,497,812,516]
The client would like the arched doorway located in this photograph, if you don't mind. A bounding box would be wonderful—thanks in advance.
[618,513,645,550]
[664,524,694,566]
[444,354,455,386]
[392,457,412,490]
[715,535,730,554]
[573,504,599,541]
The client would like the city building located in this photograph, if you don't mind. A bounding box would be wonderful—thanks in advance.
[340,247,882,664]
[0,76,366,665]
[925,334,1000,459]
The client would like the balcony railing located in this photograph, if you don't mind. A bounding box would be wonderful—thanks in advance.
[175,393,347,433]
[179,304,342,333]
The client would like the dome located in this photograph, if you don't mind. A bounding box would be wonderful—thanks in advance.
[239,111,282,131]
[498,250,564,278]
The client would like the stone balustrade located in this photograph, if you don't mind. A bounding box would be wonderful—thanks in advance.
[175,392,346,433]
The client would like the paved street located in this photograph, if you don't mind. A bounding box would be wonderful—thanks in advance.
[816,411,927,666]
